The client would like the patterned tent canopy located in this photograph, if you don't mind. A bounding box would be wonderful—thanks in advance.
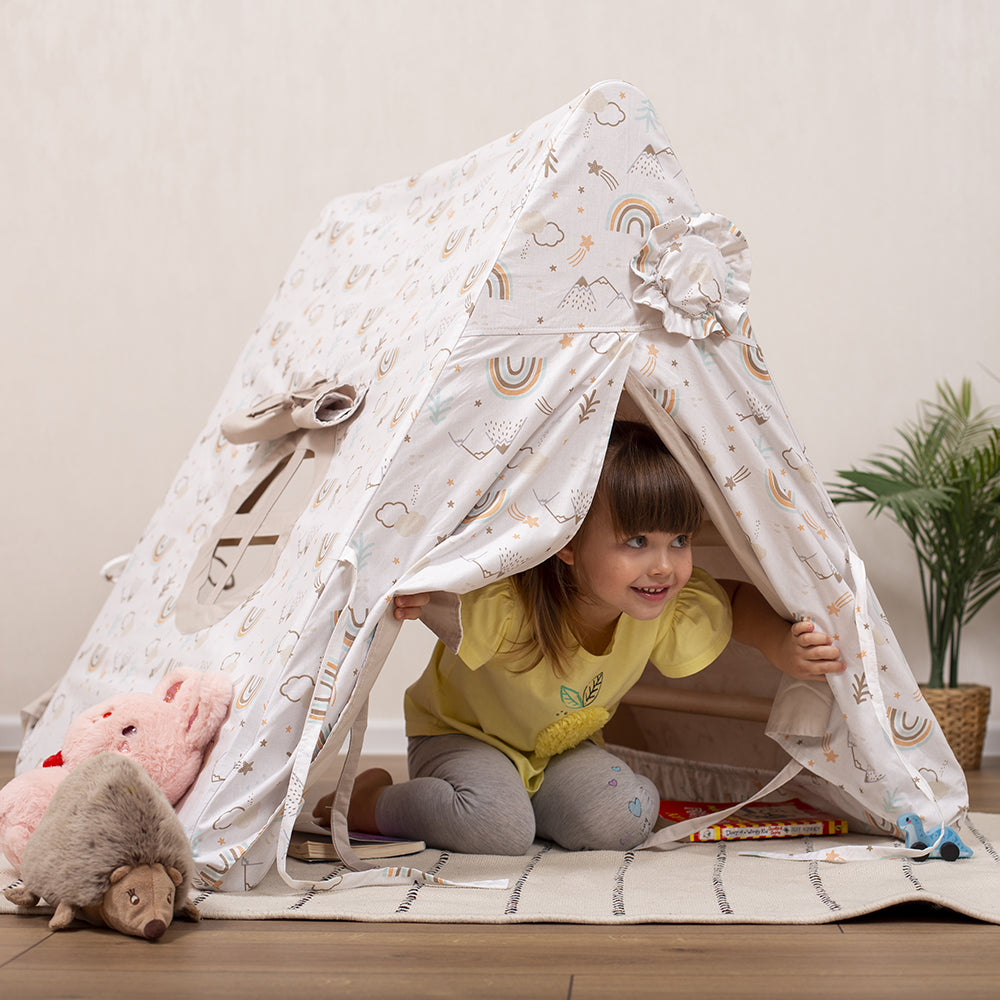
[18,81,966,890]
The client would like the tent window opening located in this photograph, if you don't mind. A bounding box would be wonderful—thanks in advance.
[197,449,316,607]
[177,442,323,632]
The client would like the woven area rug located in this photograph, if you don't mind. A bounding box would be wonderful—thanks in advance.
[7,813,997,925]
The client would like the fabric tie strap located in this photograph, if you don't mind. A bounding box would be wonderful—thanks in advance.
[221,376,367,444]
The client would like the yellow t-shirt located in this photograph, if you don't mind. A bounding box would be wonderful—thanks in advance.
[403,568,732,792]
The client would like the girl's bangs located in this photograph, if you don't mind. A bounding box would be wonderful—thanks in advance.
[598,423,703,538]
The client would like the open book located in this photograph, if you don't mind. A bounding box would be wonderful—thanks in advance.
[658,798,848,842]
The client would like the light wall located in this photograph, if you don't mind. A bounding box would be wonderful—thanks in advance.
[2,0,998,751]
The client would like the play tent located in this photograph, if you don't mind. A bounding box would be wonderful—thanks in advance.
[15,81,967,890]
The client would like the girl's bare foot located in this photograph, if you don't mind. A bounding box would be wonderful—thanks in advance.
[312,767,393,834]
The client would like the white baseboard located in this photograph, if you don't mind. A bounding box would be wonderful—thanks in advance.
[3,714,998,761]
[0,715,23,753]
[982,721,999,759]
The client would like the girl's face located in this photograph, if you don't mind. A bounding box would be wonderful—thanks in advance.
[556,499,694,634]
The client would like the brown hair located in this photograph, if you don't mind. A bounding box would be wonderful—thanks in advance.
[508,420,703,675]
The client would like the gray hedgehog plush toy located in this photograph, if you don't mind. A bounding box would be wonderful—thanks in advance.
[4,752,200,939]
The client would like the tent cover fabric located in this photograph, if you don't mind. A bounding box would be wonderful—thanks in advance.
[16,81,967,891]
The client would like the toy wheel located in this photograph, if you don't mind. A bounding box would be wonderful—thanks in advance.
[939,841,960,862]
[911,841,929,861]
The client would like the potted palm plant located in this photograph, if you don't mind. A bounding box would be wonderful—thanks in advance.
[828,379,1000,769]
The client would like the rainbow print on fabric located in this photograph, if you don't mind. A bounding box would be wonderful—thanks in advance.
[462,488,507,524]
[887,708,935,749]
[766,469,796,510]
[488,356,545,398]
[442,227,467,259]
[607,195,661,236]
[742,342,771,382]
[486,263,511,300]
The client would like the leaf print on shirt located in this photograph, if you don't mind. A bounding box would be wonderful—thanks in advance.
[560,671,603,709]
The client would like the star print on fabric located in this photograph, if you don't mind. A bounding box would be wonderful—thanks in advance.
[588,160,604,175]
[560,333,574,349]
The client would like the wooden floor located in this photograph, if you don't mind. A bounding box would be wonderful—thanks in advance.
[2,753,999,999]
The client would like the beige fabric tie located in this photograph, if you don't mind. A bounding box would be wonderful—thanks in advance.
[221,376,367,443]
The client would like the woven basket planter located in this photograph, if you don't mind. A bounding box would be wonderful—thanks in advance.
[920,684,992,771]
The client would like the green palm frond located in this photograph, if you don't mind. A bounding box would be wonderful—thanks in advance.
[828,379,1000,688]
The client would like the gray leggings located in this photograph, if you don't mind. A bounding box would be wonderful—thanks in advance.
[374,733,659,855]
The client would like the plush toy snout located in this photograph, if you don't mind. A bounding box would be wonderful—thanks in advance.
[94,863,184,940]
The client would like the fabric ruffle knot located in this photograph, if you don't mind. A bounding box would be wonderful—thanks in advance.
[533,706,610,759]
[631,212,752,341]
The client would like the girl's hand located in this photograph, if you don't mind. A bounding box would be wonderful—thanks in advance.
[778,620,846,681]
[393,592,431,621]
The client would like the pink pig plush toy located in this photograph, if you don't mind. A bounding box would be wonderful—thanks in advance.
[0,666,232,870]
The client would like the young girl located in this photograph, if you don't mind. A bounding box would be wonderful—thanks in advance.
[315,421,844,854]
